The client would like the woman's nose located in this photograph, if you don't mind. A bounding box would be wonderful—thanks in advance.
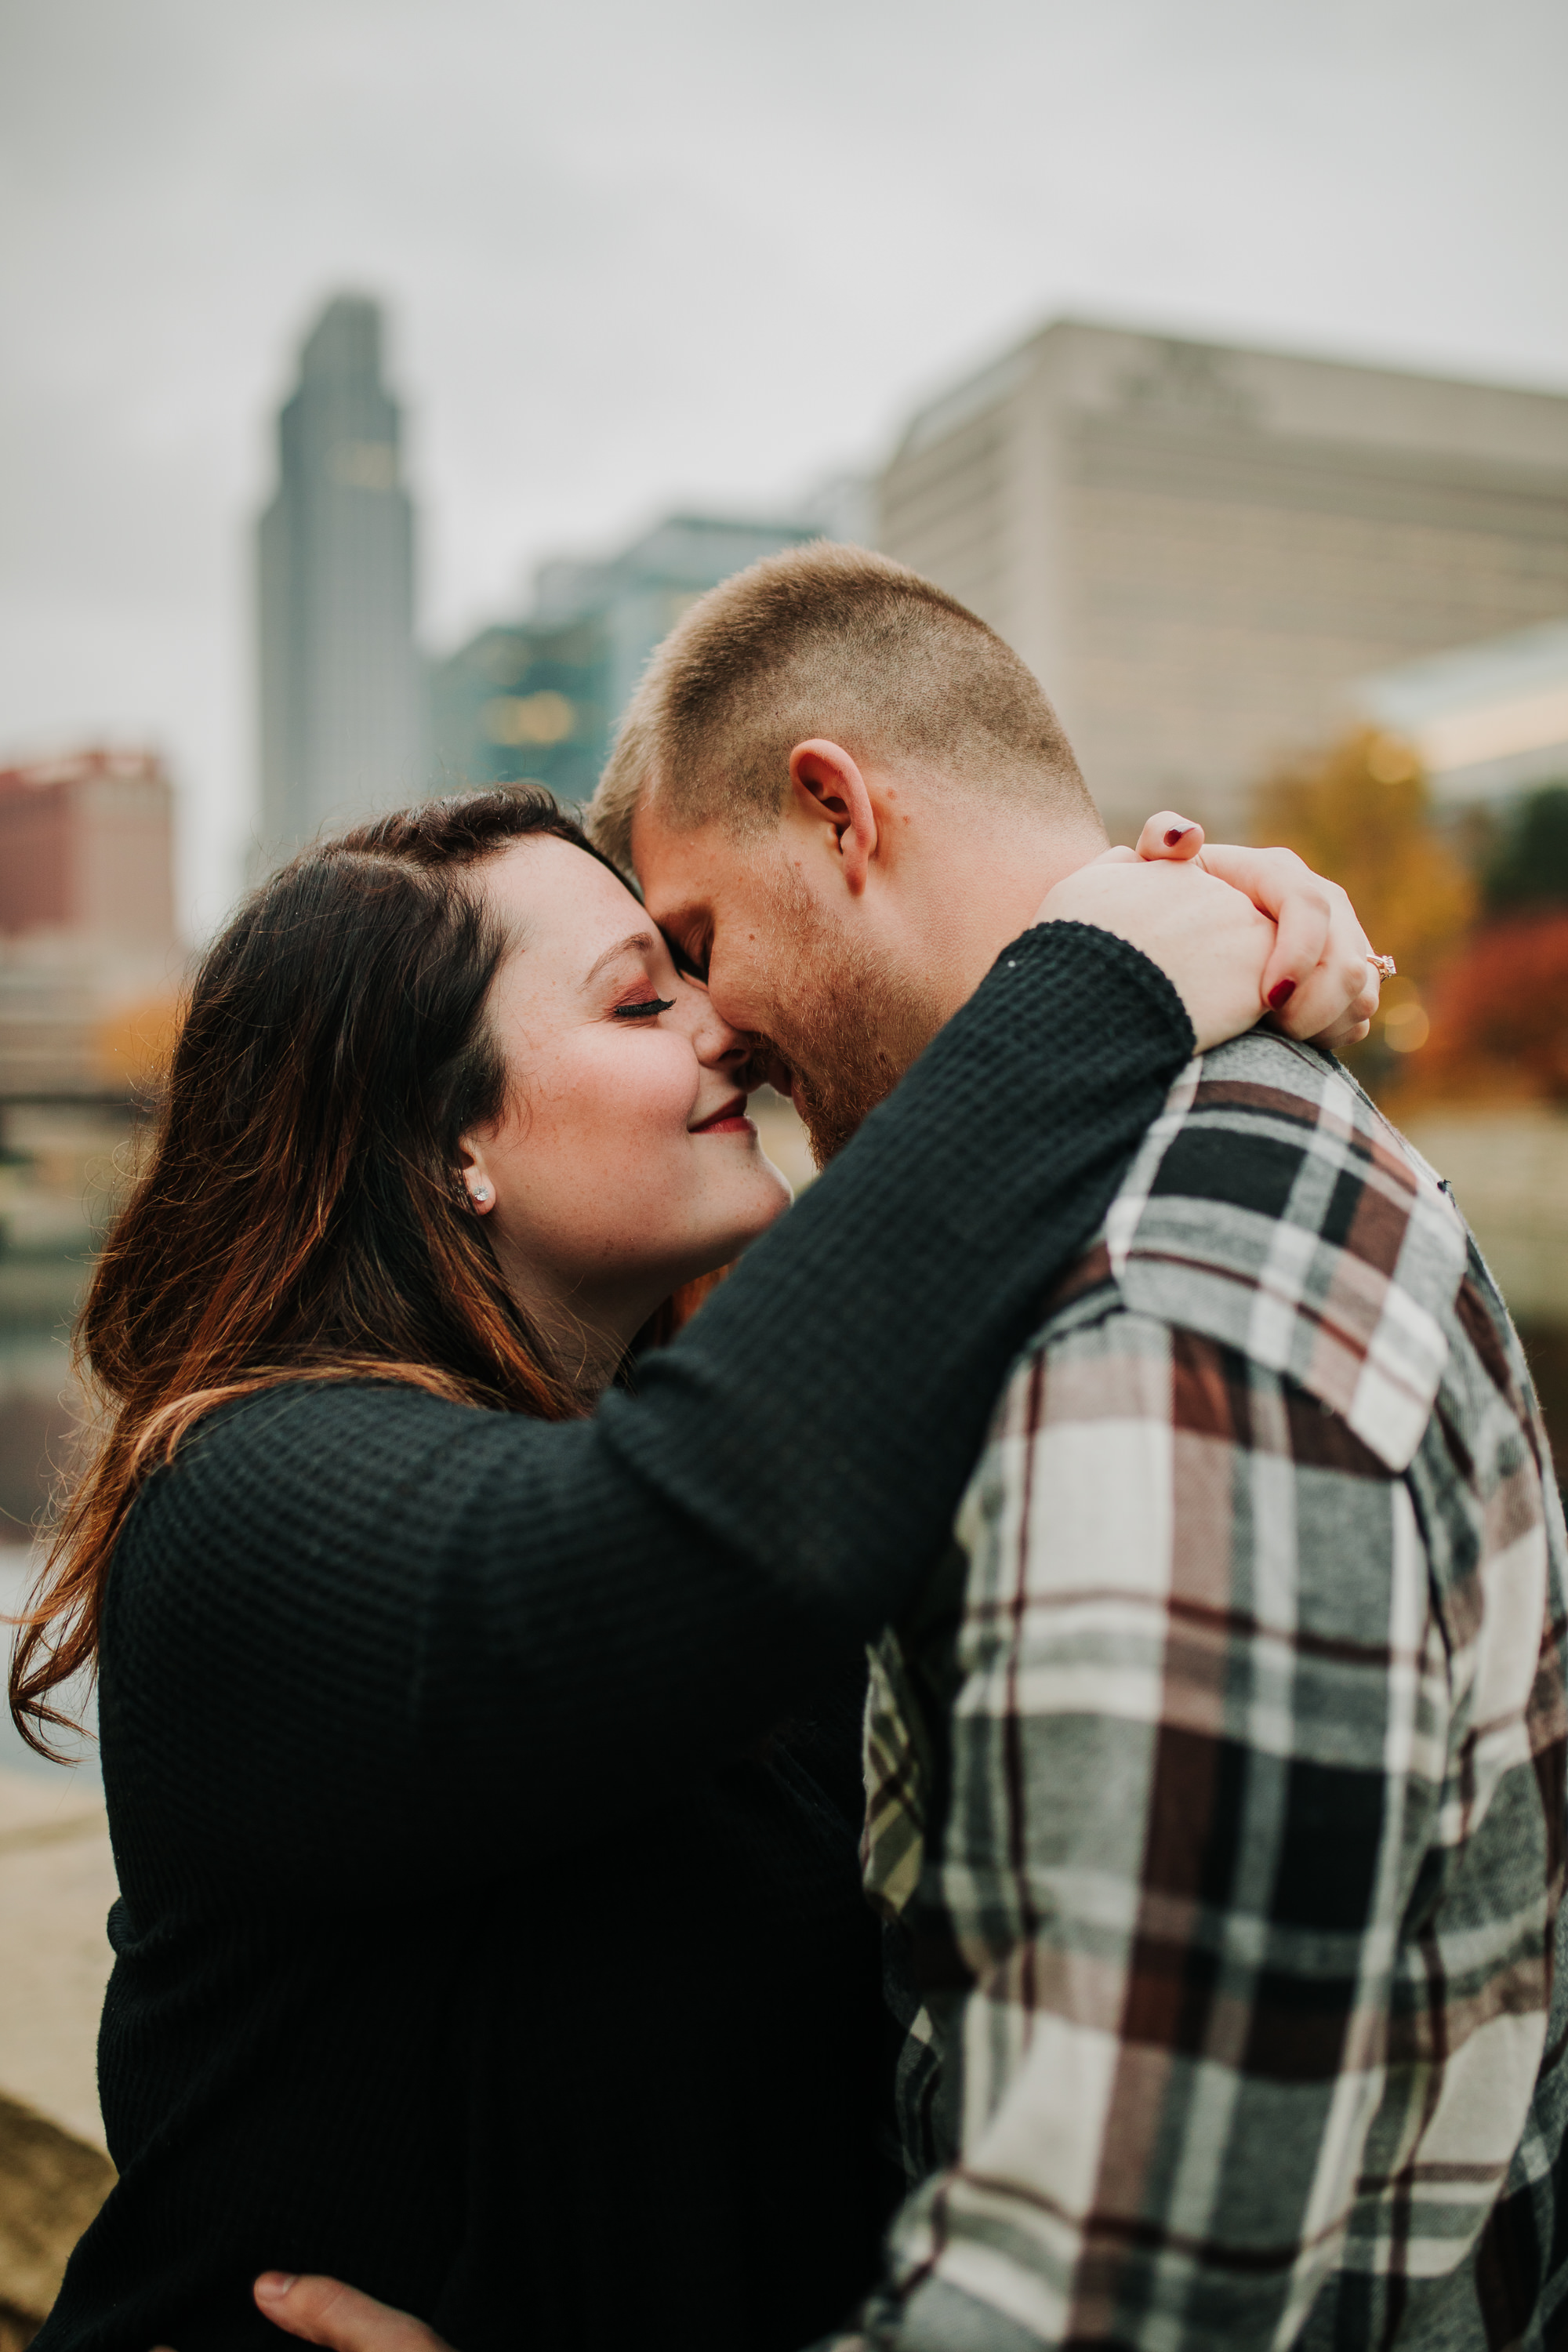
[693,1004,753,1073]
[702,1023,749,1070]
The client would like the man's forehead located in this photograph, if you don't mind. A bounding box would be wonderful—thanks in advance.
[630,801,731,920]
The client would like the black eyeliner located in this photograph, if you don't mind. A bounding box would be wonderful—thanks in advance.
[612,996,675,1021]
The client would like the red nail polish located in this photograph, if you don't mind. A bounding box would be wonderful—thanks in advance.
[1163,826,1192,847]
[1268,979,1296,1010]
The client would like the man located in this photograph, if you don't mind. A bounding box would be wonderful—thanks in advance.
[252,547,1566,2347]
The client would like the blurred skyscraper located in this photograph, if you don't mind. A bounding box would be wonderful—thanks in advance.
[257,296,423,858]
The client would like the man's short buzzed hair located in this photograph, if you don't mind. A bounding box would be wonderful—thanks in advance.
[587,541,1103,873]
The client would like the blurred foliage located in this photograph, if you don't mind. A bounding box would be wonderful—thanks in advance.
[93,993,182,1090]
[1413,781,1568,1111]
[1387,911,1568,1110]
[1484,782,1568,914]
[1253,728,1475,983]
[1250,735,1568,1110]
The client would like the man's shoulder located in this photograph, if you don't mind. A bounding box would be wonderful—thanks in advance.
[1047,1029,1473,1472]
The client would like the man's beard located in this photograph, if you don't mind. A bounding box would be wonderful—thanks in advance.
[786,1005,902,1167]
[748,869,945,1167]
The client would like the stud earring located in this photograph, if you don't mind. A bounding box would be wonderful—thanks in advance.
[472,1185,489,1205]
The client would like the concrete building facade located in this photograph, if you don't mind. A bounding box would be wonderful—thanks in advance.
[875,321,1568,839]
[1356,617,1568,809]
[257,296,423,857]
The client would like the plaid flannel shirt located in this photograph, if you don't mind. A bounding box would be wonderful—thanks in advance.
[853,1032,1568,2352]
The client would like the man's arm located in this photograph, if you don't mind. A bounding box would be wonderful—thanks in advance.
[863,1297,1447,2351]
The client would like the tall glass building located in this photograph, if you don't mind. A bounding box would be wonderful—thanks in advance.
[430,514,815,811]
[257,296,424,858]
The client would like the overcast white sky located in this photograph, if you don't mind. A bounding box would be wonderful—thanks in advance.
[2,0,1566,932]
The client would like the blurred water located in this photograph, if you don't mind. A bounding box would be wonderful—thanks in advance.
[0,1545,100,1787]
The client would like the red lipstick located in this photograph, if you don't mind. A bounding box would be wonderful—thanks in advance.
[689,1094,755,1136]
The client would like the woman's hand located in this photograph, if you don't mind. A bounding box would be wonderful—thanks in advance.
[1033,855,1276,1053]
[240,2273,451,2352]
[1034,811,1381,1054]
[1131,809,1380,1048]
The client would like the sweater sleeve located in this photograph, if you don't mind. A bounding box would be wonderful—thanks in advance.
[103,924,1193,1889]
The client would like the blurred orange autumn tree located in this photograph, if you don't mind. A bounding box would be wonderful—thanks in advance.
[94,990,184,1089]
[1252,728,1475,981]
[1254,740,1568,1110]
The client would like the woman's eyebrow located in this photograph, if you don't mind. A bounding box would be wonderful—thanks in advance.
[583,930,660,987]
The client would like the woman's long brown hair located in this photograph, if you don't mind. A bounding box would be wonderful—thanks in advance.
[8,786,717,1758]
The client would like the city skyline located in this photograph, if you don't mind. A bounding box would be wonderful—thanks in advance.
[17,292,1568,923]
[3,0,1565,934]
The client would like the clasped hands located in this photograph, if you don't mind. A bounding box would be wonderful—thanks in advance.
[1040,811,1380,1052]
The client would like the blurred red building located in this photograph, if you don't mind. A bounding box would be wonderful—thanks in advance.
[0,749,175,951]
[0,749,180,1101]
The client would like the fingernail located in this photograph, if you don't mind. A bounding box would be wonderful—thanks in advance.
[256,2275,298,2303]
[1163,825,1194,847]
[1268,979,1297,1010]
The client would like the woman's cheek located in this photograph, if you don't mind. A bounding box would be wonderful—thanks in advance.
[605,1032,701,1139]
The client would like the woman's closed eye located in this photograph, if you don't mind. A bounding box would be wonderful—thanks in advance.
[612,995,675,1022]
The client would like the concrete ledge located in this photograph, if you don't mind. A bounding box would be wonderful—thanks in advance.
[0,2090,114,2343]
[0,1771,118,2339]
[0,1771,116,2151]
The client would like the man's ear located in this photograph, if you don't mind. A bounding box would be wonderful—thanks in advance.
[788,740,877,896]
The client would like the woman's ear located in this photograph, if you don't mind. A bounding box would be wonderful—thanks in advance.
[788,739,878,895]
[455,1138,495,1214]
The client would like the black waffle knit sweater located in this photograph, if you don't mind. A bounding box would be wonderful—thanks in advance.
[39,923,1193,2352]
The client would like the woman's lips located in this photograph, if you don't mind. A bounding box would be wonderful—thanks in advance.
[689,1094,756,1136]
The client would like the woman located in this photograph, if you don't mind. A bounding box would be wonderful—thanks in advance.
[13,788,1368,2351]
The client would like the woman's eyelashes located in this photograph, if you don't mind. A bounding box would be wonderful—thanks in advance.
[612,994,676,1022]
